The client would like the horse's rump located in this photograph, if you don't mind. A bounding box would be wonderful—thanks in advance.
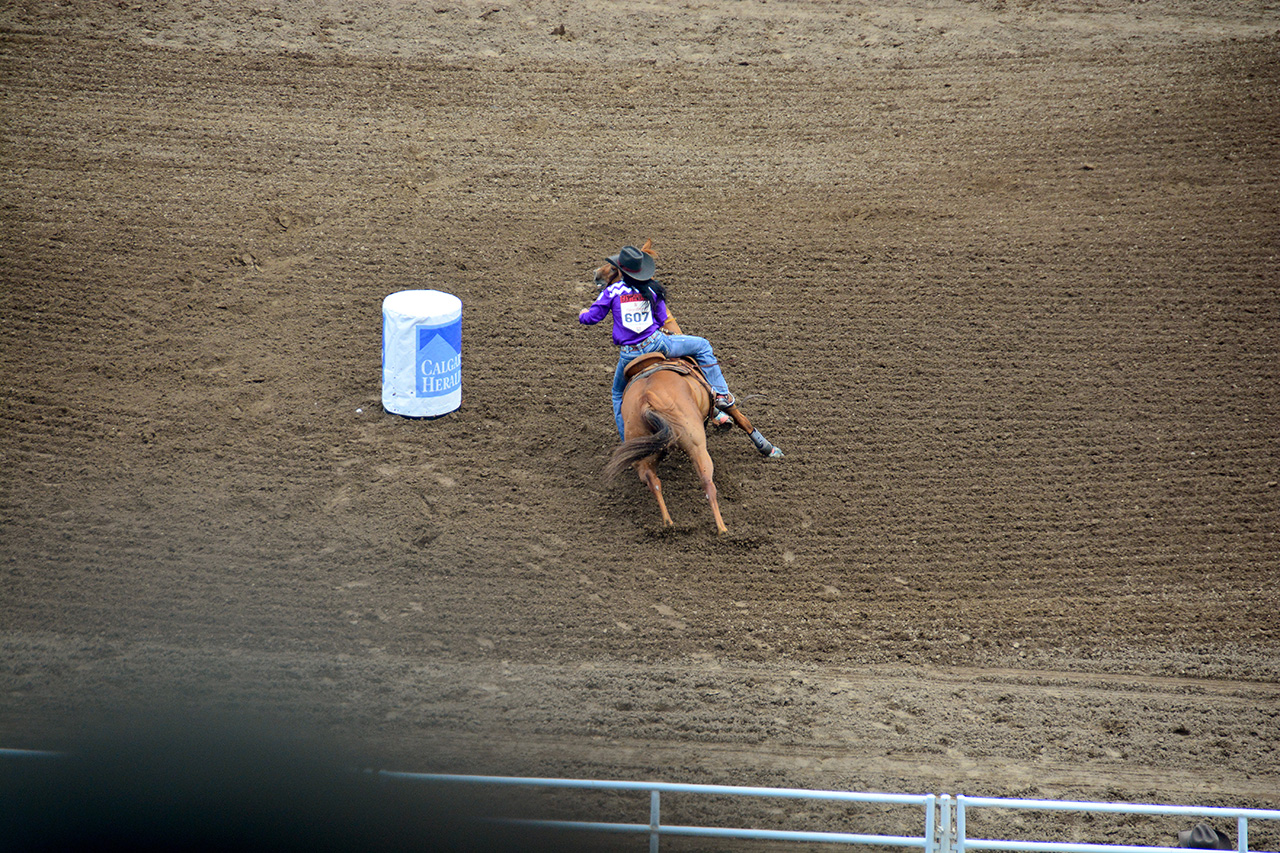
[607,367,711,475]
[607,366,726,532]
[604,409,673,481]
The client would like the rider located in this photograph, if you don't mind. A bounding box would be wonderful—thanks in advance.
[578,245,736,439]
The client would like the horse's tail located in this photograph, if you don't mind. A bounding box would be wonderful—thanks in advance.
[604,409,675,481]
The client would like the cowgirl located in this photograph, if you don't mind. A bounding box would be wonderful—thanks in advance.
[579,245,736,438]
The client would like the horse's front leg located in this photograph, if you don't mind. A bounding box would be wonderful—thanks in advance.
[636,460,675,528]
[722,405,783,458]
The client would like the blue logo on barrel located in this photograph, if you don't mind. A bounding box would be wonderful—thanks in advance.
[416,320,461,397]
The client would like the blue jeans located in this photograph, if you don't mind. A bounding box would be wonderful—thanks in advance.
[611,331,730,438]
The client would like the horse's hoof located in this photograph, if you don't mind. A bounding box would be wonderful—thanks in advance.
[764,446,784,459]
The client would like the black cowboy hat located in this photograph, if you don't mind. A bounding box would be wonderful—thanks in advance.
[1177,824,1233,850]
[607,245,656,282]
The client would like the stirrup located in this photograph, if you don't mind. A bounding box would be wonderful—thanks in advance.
[714,392,735,409]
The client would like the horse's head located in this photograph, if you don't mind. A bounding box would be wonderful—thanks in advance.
[594,238,658,288]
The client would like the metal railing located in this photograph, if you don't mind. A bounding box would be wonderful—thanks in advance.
[382,773,1280,853]
[0,747,61,758]
[950,795,1280,853]
[382,772,938,852]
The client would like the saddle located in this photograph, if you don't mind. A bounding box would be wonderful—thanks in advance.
[623,353,717,418]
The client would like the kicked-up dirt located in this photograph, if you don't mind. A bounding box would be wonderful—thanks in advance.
[2,0,1278,846]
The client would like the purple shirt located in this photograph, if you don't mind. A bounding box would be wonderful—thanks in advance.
[579,281,669,346]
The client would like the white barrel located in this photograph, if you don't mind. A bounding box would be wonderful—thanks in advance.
[381,289,462,418]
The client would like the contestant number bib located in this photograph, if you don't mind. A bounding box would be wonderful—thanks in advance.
[619,293,653,333]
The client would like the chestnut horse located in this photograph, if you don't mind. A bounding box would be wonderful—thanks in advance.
[597,240,782,532]
[604,356,731,533]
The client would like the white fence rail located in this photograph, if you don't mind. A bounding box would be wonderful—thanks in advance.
[951,795,1278,853]
[384,772,938,852]
[382,773,1280,853]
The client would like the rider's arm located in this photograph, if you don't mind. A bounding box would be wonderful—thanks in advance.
[578,291,612,325]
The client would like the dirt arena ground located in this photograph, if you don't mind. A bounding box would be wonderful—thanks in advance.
[2,0,1278,846]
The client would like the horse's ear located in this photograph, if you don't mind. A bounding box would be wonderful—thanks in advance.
[640,238,658,259]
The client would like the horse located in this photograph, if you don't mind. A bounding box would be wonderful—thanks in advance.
[604,355,730,533]
[604,353,782,534]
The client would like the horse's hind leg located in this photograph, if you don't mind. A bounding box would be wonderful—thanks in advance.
[637,459,675,528]
[687,444,728,535]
